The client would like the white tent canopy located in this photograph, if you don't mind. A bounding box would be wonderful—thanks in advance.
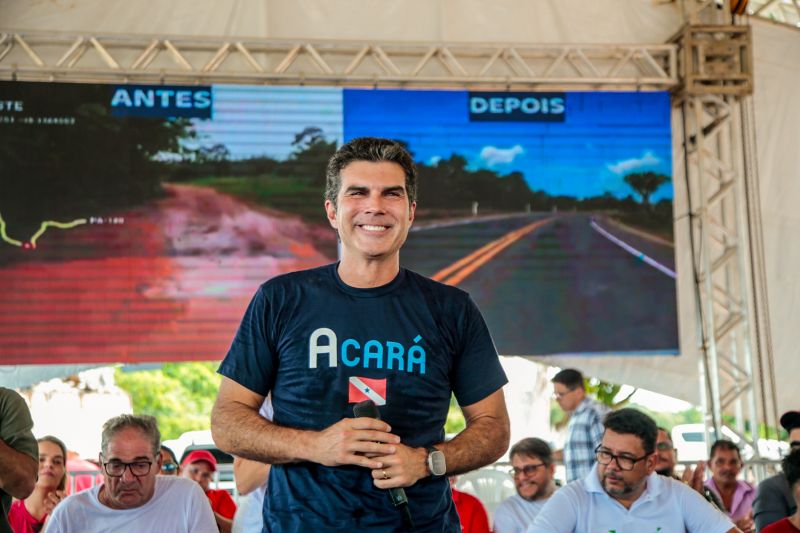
[2,0,798,414]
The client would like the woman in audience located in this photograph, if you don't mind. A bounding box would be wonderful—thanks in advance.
[7,435,68,533]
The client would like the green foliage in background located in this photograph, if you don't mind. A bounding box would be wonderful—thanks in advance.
[445,395,466,435]
[115,362,221,441]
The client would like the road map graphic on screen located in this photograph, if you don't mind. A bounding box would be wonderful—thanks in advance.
[0,82,676,366]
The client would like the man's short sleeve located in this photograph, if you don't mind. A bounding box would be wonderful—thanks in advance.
[527,485,579,533]
[680,483,735,533]
[0,388,38,462]
[450,296,507,407]
[186,483,220,533]
[217,287,277,396]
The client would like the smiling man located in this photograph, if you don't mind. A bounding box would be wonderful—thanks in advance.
[494,438,556,533]
[529,408,741,533]
[46,414,216,533]
[212,137,510,531]
[706,440,756,533]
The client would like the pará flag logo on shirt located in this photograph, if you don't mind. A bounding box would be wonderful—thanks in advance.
[348,376,387,406]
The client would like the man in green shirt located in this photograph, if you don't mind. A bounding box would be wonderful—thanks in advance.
[0,387,38,533]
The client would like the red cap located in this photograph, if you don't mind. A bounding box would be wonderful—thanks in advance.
[181,450,217,472]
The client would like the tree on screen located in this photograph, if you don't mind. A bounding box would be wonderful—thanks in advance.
[623,171,670,209]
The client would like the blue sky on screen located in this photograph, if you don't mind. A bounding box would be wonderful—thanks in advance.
[343,89,673,201]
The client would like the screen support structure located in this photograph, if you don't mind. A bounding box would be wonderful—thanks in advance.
[675,0,777,476]
[0,4,777,472]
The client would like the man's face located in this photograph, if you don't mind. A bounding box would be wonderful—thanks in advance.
[597,429,656,503]
[655,429,676,476]
[511,453,555,501]
[100,427,160,510]
[325,161,415,264]
[553,383,582,413]
[183,460,214,492]
[710,447,742,487]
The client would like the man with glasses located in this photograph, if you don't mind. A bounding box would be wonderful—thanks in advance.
[706,440,756,533]
[46,414,217,532]
[529,408,739,533]
[754,411,800,531]
[551,368,610,482]
[494,438,556,533]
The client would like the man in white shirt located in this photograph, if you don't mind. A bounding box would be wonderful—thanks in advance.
[47,414,217,533]
[494,438,556,533]
[529,408,741,533]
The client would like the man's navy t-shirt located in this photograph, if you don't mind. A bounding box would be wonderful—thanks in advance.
[218,264,507,531]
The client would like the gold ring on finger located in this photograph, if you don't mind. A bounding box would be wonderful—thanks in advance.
[382,470,389,480]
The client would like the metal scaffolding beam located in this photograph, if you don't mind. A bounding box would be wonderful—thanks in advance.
[0,30,678,91]
[675,4,776,472]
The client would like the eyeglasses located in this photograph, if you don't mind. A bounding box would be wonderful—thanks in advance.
[508,463,546,477]
[161,463,178,473]
[790,441,800,449]
[656,442,673,451]
[103,460,153,477]
[594,445,650,471]
[552,388,577,400]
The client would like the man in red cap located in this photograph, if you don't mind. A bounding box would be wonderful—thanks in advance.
[753,411,800,531]
[181,450,236,533]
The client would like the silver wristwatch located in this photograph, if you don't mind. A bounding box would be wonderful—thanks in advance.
[426,446,446,476]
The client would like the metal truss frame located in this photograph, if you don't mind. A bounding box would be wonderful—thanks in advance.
[679,93,764,461]
[0,30,677,90]
[676,1,775,469]
[749,0,800,27]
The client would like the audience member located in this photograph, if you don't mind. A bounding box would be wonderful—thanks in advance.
[0,387,38,533]
[46,414,217,532]
[755,411,800,531]
[159,445,179,476]
[706,440,756,532]
[656,426,724,510]
[449,476,490,533]
[181,449,236,533]
[529,408,739,533]
[761,448,800,533]
[494,438,556,533]
[551,369,610,482]
[8,436,67,533]
[655,427,678,477]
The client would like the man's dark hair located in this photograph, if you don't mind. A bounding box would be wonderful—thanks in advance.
[709,439,742,461]
[782,448,800,488]
[509,437,553,467]
[603,408,657,454]
[551,368,585,390]
[324,137,417,209]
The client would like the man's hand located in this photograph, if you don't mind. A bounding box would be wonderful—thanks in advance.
[681,459,706,493]
[43,490,65,515]
[734,512,755,533]
[310,417,400,469]
[370,444,428,489]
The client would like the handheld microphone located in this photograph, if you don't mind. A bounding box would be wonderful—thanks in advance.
[353,400,414,530]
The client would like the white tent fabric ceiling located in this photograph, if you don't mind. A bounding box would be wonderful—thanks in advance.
[2,1,798,414]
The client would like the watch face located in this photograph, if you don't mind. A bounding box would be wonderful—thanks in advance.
[429,450,446,476]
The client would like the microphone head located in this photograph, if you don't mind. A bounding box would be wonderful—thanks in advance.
[353,400,380,420]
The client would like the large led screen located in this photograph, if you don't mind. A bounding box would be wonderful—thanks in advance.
[0,82,676,366]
